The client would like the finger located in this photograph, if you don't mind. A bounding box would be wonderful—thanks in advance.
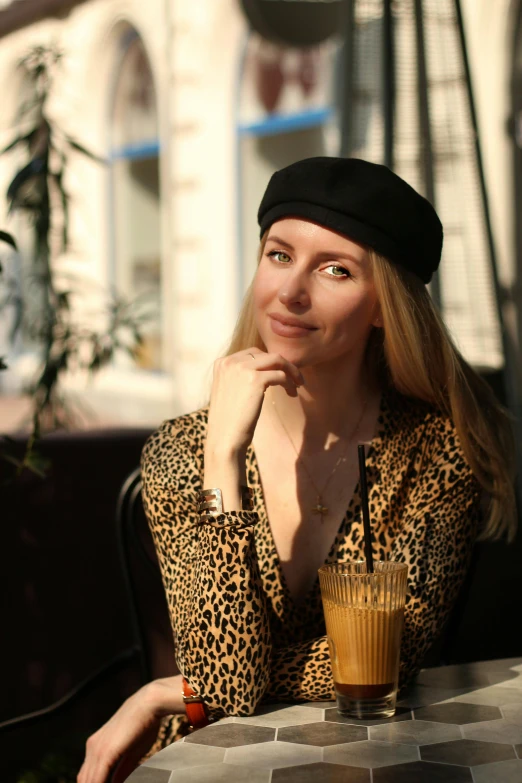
[78,753,112,783]
[241,347,265,359]
[111,723,159,783]
[248,352,305,386]
[224,348,265,364]
[78,763,99,783]
[93,758,113,783]
[256,369,299,397]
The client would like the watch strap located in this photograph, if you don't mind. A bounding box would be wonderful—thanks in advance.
[182,676,210,730]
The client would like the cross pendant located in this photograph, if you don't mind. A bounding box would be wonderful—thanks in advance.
[312,501,329,518]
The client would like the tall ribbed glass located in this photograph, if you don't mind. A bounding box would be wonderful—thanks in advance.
[318,560,408,719]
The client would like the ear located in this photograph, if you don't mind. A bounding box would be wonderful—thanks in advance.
[371,304,383,328]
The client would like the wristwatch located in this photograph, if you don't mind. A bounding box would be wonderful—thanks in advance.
[182,677,210,730]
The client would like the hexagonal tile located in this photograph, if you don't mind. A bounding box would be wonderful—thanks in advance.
[169,763,271,782]
[126,768,172,783]
[301,701,337,709]
[397,685,467,707]
[465,660,520,673]
[452,658,522,672]
[230,704,327,728]
[415,666,500,690]
[453,686,522,707]
[370,719,461,746]
[144,742,226,770]
[494,674,522,690]
[185,722,275,747]
[278,721,367,747]
[413,702,502,725]
[272,762,370,782]
[324,740,418,768]
[501,704,522,724]
[470,758,522,783]
[325,706,412,726]
[462,719,522,745]
[418,664,522,688]
[224,740,322,769]
[487,672,522,687]
[420,739,516,766]
[372,760,473,782]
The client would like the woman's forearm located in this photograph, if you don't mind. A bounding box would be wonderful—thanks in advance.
[203,448,247,512]
[146,674,186,718]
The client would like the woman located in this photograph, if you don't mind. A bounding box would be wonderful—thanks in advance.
[78,157,516,782]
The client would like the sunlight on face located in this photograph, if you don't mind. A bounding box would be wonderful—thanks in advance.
[252,218,380,369]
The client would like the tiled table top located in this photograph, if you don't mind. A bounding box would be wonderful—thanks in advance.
[129,657,522,783]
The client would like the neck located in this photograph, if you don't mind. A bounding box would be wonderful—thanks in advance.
[264,352,378,451]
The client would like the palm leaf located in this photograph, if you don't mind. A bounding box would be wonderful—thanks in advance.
[1,135,25,155]
[0,450,22,469]
[23,449,50,478]
[7,158,46,205]
[0,127,38,155]
[65,136,106,164]
[0,230,17,250]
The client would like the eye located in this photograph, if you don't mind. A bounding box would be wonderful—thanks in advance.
[324,265,351,278]
[267,250,292,264]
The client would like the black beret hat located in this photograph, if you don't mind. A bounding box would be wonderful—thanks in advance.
[258,157,443,284]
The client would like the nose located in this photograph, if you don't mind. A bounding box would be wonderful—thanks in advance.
[278,266,311,308]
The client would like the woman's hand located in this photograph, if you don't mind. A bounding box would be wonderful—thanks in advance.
[77,676,184,783]
[206,348,304,460]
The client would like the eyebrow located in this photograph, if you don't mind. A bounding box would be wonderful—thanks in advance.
[265,234,363,265]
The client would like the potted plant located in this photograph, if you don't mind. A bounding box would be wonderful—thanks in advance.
[0,45,146,452]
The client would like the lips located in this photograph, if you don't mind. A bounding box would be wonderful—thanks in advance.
[268,313,317,330]
[268,312,318,339]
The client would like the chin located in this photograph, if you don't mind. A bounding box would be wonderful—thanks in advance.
[262,338,313,367]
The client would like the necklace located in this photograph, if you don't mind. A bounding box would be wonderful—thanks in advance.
[271,391,369,521]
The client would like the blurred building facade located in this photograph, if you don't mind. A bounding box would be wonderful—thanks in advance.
[0,0,520,428]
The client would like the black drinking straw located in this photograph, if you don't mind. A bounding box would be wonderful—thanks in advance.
[357,443,374,574]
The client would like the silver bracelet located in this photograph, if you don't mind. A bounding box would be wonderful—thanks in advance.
[196,485,254,517]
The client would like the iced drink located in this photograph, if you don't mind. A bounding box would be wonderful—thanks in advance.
[318,560,408,719]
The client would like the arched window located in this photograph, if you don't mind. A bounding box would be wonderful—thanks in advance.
[110,29,162,371]
[237,33,342,292]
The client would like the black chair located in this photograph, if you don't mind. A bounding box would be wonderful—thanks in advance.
[115,467,177,686]
[0,461,177,778]
[0,429,154,777]
[438,534,522,663]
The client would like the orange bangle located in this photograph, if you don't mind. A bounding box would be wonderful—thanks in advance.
[182,677,210,730]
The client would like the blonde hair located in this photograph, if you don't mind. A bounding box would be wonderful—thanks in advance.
[226,232,517,542]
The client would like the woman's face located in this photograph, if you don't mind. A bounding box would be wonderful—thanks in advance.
[253,217,381,369]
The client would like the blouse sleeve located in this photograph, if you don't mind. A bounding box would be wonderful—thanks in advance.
[141,418,272,721]
[390,432,482,689]
[264,636,334,703]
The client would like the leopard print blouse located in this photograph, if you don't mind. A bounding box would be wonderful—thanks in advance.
[140,386,482,751]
